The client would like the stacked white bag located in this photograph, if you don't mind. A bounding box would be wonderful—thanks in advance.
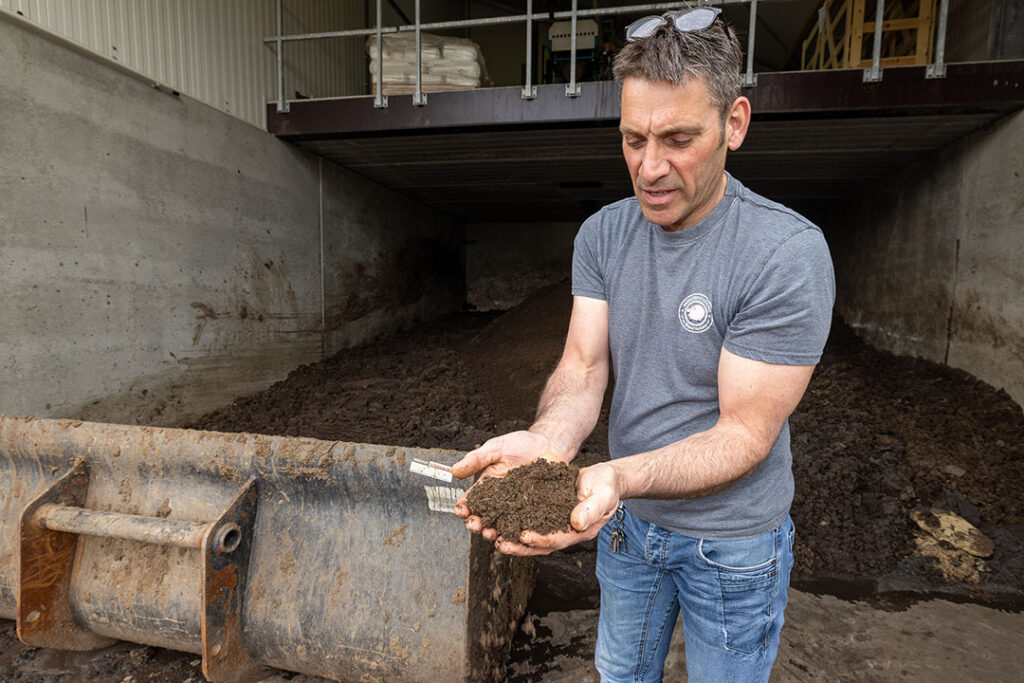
[367,31,489,95]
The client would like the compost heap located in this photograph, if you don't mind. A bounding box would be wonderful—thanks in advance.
[192,280,1024,601]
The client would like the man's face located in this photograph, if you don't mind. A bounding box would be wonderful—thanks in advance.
[619,76,748,231]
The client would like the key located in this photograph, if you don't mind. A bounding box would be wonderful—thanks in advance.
[610,528,625,553]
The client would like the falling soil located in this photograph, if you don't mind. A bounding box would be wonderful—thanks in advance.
[465,459,580,540]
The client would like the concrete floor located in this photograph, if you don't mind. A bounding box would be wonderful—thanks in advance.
[506,589,1024,682]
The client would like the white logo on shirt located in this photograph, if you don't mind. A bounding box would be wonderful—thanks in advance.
[678,293,713,333]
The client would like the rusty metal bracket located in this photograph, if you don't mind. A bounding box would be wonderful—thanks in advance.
[17,460,116,650]
[201,477,265,682]
[17,458,263,682]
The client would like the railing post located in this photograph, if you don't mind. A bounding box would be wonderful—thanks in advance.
[926,0,948,79]
[864,0,884,82]
[565,0,581,97]
[374,0,388,108]
[275,0,289,113]
[413,0,427,106]
[522,0,537,99]
[742,0,758,87]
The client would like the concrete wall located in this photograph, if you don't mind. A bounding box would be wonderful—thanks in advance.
[321,161,463,353]
[0,14,461,427]
[946,0,1024,62]
[465,222,577,311]
[827,110,1024,407]
[946,0,994,62]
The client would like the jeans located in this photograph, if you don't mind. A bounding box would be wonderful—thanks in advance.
[594,506,795,683]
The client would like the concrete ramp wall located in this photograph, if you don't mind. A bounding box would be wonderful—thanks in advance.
[828,109,1024,408]
[0,14,462,426]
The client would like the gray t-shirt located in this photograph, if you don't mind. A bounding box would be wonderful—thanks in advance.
[572,172,835,539]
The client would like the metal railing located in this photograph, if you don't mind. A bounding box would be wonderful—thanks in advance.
[265,0,952,114]
[926,0,950,79]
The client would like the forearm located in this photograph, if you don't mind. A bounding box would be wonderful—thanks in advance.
[608,418,769,500]
[529,358,608,462]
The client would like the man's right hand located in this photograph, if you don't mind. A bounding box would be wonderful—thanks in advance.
[451,430,567,541]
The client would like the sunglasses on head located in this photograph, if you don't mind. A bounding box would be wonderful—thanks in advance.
[625,7,723,42]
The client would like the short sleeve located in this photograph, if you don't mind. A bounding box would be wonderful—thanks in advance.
[571,216,607,301]
[723,228,835,365]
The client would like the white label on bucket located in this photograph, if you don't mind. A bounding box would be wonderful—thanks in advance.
[424,485,463,514]
[410,458,453,483]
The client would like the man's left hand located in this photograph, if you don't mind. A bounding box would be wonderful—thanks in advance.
[494,461,621,556]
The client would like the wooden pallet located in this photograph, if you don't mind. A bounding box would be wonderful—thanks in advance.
[801,0,937,71]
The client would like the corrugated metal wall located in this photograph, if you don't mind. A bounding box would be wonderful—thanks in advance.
[0,0,365,128]
[284,0,366,103]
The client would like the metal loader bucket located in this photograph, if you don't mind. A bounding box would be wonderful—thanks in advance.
[0,415,533,682]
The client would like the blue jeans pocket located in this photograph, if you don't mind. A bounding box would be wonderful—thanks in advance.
[697,530,779,655]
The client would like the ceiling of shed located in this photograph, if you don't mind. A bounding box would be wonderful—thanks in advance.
[297,111,997,223]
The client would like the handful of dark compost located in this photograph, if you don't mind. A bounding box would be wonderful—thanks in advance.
[465,459,580,541]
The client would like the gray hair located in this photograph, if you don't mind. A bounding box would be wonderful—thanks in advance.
[612,14,743,118]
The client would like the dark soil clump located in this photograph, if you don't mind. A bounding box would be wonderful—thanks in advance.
[466,460,580,540]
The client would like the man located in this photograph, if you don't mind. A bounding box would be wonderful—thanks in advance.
[453,8,834,682]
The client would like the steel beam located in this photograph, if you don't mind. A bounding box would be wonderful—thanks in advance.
[374,0,387,108]
[266,62,1024,139]
[926,0,950,79]
[274,0,288,113]
[864,0,885,82]
[413,0,426,106]
[566,0,581,98]
[743,0,758,87]
[522,0,536,100]
[35,504,213,549]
